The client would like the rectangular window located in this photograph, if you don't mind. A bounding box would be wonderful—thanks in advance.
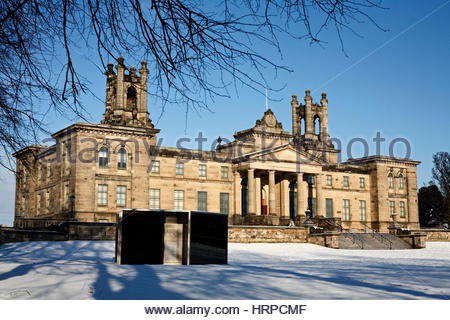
[47,164,51,178]
[343,199,350,221]
[199,164,207,177]
[221,166,229,179]
[151,160,160,173]
[389,200,395,216]
[176,162,184,175]
[343,176,349,187]
[39,166,43,181]
[359,177,365,188]
[149,188,160,209]
[220,193,229,214]
[116,185,127,207]
[307,176,315,185]
[198,191,207,211]
[359,200,366,221]
[326,198,333,218]
[400,201,406,218]
[46,191,50,208]
[98,184,108,206]
[174,190,184,210]
[326,175,332,186]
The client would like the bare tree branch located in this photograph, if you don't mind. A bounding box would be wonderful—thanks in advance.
[0,0,387,170]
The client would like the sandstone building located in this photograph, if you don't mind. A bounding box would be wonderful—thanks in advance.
[13,58,420,232]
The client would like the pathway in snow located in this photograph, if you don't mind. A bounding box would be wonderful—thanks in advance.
[0,241,449,299]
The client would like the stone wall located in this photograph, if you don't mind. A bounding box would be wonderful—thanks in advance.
[14,217,75,230]
[62,222,116,240]
[308,233,340,248]
[0,222,116,245]
[228,226,308,243]
[411,229,450,241]
[0,227,67,244]
[397,233,427,249]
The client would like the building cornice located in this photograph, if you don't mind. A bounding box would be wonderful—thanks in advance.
[12,145,47,158]
[51,122,160,139]
[344,155,421,166]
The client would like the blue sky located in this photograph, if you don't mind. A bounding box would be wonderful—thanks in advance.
[1,0,449,226]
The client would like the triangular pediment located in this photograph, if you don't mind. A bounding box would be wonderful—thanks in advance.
[237,143,324,165]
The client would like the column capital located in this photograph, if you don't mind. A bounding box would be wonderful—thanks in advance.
[248,168,255,172]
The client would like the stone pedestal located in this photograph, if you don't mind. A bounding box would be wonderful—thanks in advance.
[245,214,280,226]
[232,214,243,225]
[279,216,291,226]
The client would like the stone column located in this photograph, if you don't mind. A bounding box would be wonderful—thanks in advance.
[297,173,305,217]
[304,89,314,139]
[269,170,276,215]
[291,94,299,136]
[248,169,255,214]
[281,178,290,217]
[320,92,329,141]
[138,60,149,114]
[255,176,261,215]
[115,56,125,110]
[234,171,241,216]
[316,173,324,217]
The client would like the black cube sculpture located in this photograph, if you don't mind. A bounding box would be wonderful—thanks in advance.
[115,209,228,265]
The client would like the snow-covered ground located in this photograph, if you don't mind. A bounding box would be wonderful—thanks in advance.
[0,241,449,299]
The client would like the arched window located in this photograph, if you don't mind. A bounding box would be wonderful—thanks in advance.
[126,86,137,110]
[314,116,320,135]
[398,173,404,190]
[388,172,394,189]
[118,147,127,169]
[300,118,305,135]
[99,146,109,168]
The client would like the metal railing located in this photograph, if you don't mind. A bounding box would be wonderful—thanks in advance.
[321,218,343,232]
[321,218,394,250]
[363,223,393,249]
[342,232,364,249]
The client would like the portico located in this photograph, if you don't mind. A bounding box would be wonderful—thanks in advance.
[233,160,325,222]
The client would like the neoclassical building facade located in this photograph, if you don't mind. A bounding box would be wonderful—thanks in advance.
[13,58,420,232]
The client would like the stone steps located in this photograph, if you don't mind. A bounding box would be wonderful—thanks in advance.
[339,232,411,250]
